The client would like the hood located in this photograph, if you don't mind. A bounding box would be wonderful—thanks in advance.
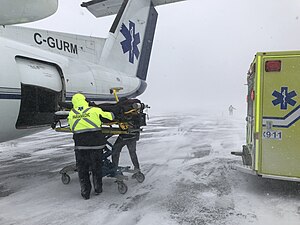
[71,93,89,108]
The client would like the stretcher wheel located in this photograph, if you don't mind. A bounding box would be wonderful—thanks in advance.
[117,182,128,194]
[61,173,71,185]
[134,172,145,183]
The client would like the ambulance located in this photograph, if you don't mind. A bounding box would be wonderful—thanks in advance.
[232,51,300,182]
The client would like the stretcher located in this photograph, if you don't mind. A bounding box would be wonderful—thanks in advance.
[52,92,149,194]
[58,138,145,194]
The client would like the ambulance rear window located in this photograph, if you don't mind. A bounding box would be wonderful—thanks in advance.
[265,60,281,72]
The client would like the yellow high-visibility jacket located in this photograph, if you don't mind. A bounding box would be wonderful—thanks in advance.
[68,93,114,134]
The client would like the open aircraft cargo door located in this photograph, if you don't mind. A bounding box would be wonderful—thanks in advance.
[260,55,300,178]
[15,57,64,128]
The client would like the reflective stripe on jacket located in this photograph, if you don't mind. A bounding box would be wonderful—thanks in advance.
[68,106,114,134]
[75,144,106,150]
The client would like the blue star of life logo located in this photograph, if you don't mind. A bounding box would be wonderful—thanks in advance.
[120,21,140,64]
[272,87,297,110]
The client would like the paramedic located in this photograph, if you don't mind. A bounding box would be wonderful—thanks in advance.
[112,131,140,172]
[68,93,114,200]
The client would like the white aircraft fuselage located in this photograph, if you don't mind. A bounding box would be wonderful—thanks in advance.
[0,0,184,143]
[0,26,145,142]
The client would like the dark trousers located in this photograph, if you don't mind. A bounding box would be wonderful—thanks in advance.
[112,136,140,170]
[75,149,103,197]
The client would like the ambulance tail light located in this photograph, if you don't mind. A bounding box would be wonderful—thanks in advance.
[247,89,255,102]
[251,89,255,101]
[265,60,281,72]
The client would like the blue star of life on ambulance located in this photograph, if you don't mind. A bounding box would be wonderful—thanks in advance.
[272,87,297,110]
[120,21,140,64]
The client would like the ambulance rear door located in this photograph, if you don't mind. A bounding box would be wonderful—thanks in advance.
[261,53,300,178]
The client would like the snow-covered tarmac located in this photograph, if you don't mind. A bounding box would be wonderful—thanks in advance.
[0,114,299,225]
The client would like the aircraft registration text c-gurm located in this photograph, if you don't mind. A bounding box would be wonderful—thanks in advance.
[33,33,78,55]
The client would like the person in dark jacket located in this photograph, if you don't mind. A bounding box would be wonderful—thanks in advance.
[112,131,140,172]
[68,93,114,200]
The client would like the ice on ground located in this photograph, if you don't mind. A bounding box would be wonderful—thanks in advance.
[0,114,299,225]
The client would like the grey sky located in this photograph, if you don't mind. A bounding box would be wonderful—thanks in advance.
[25,0,300,115]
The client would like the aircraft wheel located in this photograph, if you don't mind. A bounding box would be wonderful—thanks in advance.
[117,182,128,194]
[134,172,145,183]
[61,173,71,185]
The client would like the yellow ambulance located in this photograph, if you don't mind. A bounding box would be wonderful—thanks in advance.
[232,51,300,182]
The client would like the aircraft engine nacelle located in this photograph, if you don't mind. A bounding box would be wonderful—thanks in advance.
[0,0,58,25]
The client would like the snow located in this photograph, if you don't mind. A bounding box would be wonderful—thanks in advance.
[0,114,300,225]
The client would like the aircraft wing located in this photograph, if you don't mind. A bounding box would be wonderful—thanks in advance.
[81,0,185,18]
[0,0,58,25]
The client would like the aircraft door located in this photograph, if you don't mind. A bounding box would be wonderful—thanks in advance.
[15,57,64,128]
